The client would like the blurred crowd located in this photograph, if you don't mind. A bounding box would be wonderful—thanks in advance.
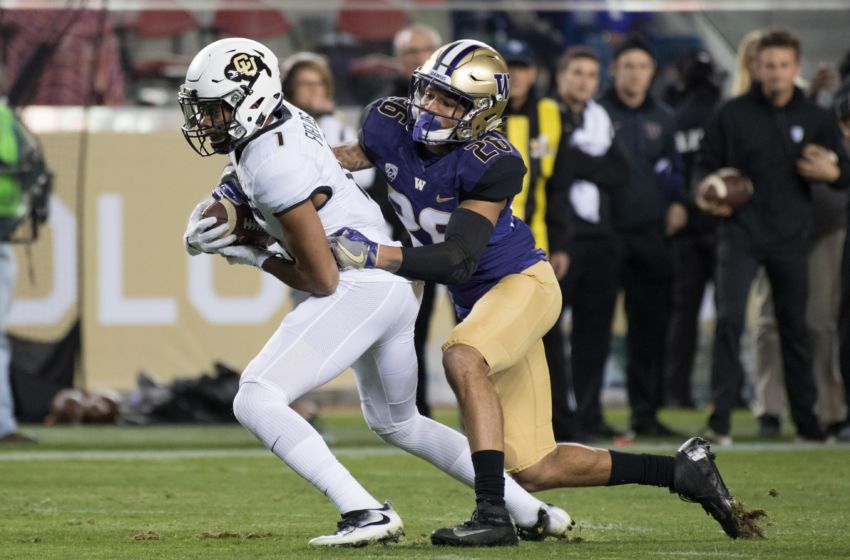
[2,7,850,446]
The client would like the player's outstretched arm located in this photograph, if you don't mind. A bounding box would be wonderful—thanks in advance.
[332,142,373,172]
[261,202,339,296]
[390,199,499,282]
[331,200,500,284]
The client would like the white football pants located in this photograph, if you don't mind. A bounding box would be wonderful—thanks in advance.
[232,278,545,526]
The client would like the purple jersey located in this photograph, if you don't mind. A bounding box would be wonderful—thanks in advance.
[361,97,545,318]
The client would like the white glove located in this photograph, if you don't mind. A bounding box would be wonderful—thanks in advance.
[183,199,236,255]
[219,245,276,268]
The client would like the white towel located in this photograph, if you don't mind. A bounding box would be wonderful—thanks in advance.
[567,100,614,223]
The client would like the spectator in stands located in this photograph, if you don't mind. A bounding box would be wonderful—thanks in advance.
[832,50,850,106]
[662,50,724,409]
[1,9,125,105]
[598,35,684,437]
[281,52,375,190]
[730,30,763,97]
[699,29,850,445]
[499,39,578,441]
[833,91,850,442]
[545,46,628,440]
[384,24,442,98]
[751,59,848,439]
[739,28,821,434]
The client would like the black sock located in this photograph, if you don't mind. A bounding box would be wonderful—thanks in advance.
[471,450,505,506]
[607,450,675,489]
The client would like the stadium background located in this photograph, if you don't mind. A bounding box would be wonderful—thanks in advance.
[5,0,850,413]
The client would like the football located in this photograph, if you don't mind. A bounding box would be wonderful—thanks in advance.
[201,198,273,246]
[697,167,754,209]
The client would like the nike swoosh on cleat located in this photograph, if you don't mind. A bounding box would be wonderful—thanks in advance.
[452,528,496,537]
[361,514,391,527]
[336,244,366,265]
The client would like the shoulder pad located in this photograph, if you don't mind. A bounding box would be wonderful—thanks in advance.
[364,97,410,128]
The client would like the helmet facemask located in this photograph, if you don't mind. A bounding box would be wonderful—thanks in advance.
[179,38,283,157]
[179,88,247,156]
[408,76,479,145]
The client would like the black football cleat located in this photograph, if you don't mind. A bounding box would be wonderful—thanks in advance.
[431,500,518,547]
[671,437,739,539]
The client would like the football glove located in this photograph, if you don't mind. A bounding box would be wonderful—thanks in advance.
[328,227,379,270]
[183,199,236,255]
[218,245,276,268]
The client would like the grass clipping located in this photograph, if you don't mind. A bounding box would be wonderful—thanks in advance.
[732,500,770,539]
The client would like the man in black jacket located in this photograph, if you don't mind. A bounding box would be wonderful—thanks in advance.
[698,29,850,443]
[598,36,685,437]
[546,46,628,440]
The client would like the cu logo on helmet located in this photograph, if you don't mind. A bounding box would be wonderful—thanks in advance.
[225,53,264,82]
[494,73,510,100]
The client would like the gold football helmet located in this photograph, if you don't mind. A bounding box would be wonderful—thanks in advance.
[408,39,510,145]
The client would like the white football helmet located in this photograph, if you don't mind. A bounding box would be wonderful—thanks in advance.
[178,38,283,156]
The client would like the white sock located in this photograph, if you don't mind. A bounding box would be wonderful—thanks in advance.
[233,382,381,513]
[376,414,542,527]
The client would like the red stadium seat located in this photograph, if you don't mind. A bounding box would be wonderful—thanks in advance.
[133,9,197,38]
[337,0,408,43]
[212,9,291,39]
[122,10,199,85]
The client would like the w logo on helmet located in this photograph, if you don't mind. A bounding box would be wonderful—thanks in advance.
[494,73,511,100]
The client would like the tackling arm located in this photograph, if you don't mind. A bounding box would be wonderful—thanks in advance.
[332,142,373,172]
[377,199,500,284]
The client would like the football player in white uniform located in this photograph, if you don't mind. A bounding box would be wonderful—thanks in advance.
[178,38,571,547]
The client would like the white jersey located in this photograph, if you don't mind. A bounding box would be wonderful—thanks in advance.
[230,100,404,283]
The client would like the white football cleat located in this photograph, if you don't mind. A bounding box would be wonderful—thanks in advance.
[308,501,404,547]
[517,503,575,540]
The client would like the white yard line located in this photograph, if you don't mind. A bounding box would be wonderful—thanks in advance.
[0,441,847,462]
[0,447,403,462]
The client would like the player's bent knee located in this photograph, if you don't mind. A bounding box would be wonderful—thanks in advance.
[512,462,548,493]
[231,384,255,428]
[231,382,290,433]
[511,446,568,492]
[442,344,488,384]
[367,412,419,441]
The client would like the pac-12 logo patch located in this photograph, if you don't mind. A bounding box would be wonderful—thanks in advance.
[385,163,399,182]
[494,73,511,100]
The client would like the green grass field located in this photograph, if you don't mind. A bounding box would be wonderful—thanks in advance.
[2,408,849,559]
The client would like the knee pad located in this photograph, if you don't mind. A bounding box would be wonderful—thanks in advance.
[369,413,419,442]
[232,381,291,430]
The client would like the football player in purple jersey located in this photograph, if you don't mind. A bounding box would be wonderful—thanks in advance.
[331,40,743,545]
